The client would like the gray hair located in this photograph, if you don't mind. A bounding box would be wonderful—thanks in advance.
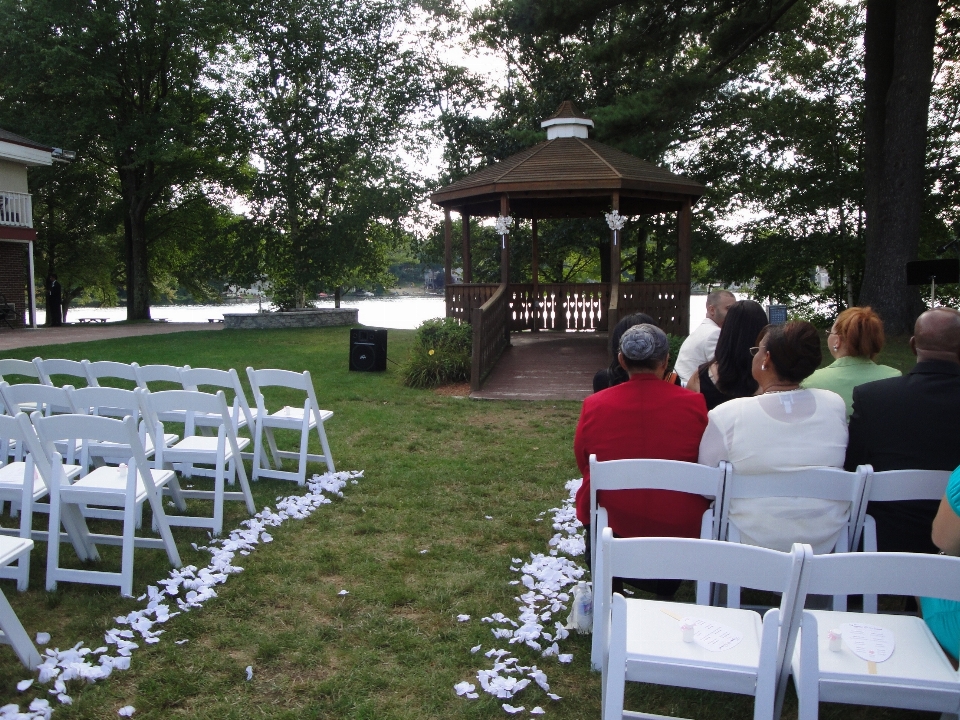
[619,324,669,367]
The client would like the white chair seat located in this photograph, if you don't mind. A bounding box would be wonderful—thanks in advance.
[0,462,81,493]
[167,435,250,455]
[267,406,333,426]
[0,464,48,499]
[63,465,175,503]
[0,535,31,567]
[796,609,957,689]
[627,599,764,681]
[92,432,178,456]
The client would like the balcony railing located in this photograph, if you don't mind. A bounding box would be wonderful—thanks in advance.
[0,191,32,228]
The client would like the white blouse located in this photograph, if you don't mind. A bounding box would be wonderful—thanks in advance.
[698,388,849,553]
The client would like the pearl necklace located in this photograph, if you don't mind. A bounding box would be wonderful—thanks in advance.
[762,385,800,395]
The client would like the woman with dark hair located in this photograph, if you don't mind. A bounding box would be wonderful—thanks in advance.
[686,300,769,409]
[698,320,849,553]
[802,306,901,418]
[592,313,657,392]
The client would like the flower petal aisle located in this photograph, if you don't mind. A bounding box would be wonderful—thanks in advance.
[2,470,362,719]
[454,478,588,714]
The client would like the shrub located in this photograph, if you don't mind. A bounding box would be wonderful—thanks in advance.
[402,317,472,388]
[667,334,686,364]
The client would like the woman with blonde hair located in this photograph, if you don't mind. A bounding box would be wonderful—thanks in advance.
[802,306,900,418]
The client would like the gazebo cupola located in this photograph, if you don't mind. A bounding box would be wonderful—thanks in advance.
[540,101,594,139]
[430,101,706,391]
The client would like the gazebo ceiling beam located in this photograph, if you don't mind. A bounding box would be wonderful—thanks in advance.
[444,196,687,219]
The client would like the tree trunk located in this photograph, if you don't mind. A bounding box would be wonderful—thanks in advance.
[121,167,153,321]
[859,0,938,333]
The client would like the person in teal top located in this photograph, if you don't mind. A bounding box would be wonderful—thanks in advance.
[801,306,900,418]
[924,465,960,661]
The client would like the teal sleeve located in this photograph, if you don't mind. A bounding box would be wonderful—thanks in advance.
[947,466,960,517]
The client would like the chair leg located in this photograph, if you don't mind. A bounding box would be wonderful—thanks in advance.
[298,421,309,486]
[120,495,137,598]
[213,462,225,537]
[252,419,264,481]
[264,427,282,470]
[0,586,41,669]
[45,484,62,593]
[316,419,335,474]
[234,455,256,515]
[602,595,628,720]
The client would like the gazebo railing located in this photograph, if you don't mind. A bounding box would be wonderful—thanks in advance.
[470,283,510,392]
[448,281,689,337]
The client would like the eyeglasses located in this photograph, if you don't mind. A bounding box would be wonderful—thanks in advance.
[749,346,761,357]
[825,328,838,337]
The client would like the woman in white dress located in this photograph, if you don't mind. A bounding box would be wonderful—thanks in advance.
[698,320,849,553]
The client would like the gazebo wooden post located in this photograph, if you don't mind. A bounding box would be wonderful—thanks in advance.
[444,209,453,287]
[609,193,621,331]
[461,212,471,283]
[500,195,510,286]
[677,198,693,336]
[531,217,539,332]
[610,193,621,282]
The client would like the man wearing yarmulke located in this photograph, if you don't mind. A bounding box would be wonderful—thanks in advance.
[574,324,708,599]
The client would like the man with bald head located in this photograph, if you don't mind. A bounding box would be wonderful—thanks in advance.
[674,289,737,383]
[845,307,960,553]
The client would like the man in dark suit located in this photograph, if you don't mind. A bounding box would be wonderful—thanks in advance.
[845,307,960,553]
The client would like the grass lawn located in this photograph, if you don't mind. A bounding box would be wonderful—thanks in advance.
[0,328,933,719]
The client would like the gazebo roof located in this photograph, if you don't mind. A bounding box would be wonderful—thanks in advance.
[430,104,705,219]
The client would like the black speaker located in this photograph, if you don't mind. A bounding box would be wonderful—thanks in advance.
[349,328,387,372]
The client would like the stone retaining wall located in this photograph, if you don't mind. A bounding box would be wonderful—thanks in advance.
[223,308,358,330]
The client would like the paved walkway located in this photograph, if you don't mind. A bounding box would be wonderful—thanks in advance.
[471,332,609,402]
[0,323,221,352]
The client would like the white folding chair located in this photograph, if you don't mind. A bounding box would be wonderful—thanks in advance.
[0,359,42,415]
[34,357,93,388]
[179,367,273,467]
[142,389,255,536]
[31,413,182,597]
[717,466,868,611]
[588,456,729,669]
[136,364,190,424]
[67,386,185,527]
[69,386,179,466]
[599,533,806,720]
[0,536,41,669]
[791,548,960,720]
[247,368,334,484]
[0,383,82,468]
[84,360,141,389]
[0,413,60,590]
[851,466,952,613]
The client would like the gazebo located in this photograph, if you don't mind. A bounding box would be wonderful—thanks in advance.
[430,102,705,390]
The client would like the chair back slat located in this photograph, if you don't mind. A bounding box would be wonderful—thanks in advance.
[0,382,77,417]
[136,364,187,388]
[0,359,41,381]
[84,361,141,387]
[33,358,91,387]
[801,549,960,604]
[248,368,309,392]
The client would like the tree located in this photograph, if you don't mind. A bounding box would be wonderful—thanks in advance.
[0,0,245,319]
[859,0,940,333]
[233,0,429,308]
[29,160,122,322]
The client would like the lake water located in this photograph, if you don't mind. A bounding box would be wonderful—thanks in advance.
[50,294,717,333]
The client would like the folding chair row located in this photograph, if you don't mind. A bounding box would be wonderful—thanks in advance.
[598,534,960,720]
[4,359,335,486]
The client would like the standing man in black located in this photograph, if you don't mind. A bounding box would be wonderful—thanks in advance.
[845,307,960,553]
[45,273,62,326]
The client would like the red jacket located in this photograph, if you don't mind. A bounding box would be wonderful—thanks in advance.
[574,373,709,538]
